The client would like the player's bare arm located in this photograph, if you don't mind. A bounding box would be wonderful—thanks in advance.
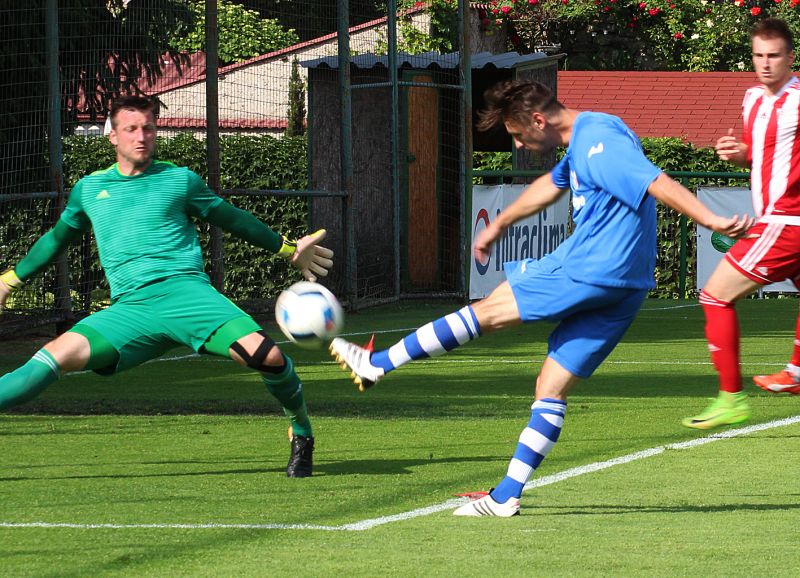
[473,173,567,260]
[647,172,754,237]
[715,128,749,167]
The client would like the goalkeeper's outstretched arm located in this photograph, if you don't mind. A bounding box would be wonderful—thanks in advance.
[204,201,334,282]
[1,220,84,309]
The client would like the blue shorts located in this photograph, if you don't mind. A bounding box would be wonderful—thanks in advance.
[504,256,647,378]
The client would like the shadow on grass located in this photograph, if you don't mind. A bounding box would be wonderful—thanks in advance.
[6,368,799,418]
[0,454,506,482]
[534,501,800,516]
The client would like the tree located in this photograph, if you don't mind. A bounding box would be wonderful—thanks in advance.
[0,0,193,194]
[169,0,299,65]
[239,0,384,43]
[427,0,800,71]
[286,57,306,137]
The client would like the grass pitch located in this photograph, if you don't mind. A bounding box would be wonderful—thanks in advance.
[2,299,800,576]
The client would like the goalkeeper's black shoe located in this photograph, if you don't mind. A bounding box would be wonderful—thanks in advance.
[286,434,314,478]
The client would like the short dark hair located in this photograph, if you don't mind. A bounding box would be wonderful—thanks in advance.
[477,80,565,132]
[109,95,157,127]
[752,18,794,52]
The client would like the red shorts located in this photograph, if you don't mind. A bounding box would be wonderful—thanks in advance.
[725,221,800,287]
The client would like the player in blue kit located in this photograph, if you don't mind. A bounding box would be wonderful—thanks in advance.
[330,80,753,516]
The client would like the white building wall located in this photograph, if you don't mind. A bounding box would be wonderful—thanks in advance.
[156,13,431,133]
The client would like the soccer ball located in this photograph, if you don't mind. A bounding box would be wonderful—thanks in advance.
[711,231,736,254]
[275,281,344,349]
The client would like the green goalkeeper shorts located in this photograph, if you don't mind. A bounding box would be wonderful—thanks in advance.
[73,273,260,374]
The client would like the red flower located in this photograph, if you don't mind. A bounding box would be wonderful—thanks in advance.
[639,1,646,7]
[414,1,426,7]
[501,5,511,13]
[528,0,539,4]
[751,6,761,14]
[648,7,660,15]
[674,32,684,39]
[669,3,675,7]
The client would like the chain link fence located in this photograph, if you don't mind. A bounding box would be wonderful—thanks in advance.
[0,0,472,336]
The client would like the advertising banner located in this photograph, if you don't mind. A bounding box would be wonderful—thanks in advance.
[697,187,796,292]
[469,184,570,299]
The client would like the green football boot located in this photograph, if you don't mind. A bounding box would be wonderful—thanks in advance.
[682,391,750,430]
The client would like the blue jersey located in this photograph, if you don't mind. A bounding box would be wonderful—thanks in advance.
[550,112,661,289]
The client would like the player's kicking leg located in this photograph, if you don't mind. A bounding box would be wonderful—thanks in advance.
[329,303,482,391]
[330,283,520,390]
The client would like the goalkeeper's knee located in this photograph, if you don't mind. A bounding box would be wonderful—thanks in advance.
[230,331,286,373]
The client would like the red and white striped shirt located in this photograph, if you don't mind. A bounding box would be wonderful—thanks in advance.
[742,76,800,225]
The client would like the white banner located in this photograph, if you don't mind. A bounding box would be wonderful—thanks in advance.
[469,184,570,299]
[697,187,796,292]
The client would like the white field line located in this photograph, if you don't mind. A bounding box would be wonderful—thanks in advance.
[2,415,799,532]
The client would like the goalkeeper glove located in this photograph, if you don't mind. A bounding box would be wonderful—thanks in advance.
[279,229,334,283]
[0,269,23,310]
[0,269,22,291]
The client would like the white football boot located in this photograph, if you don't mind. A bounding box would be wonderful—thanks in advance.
[329,337,385,392]
[453,494,520,517]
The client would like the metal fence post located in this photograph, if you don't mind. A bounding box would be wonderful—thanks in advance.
[46,0,73,332]
[678,177,689,299]
[388,0,401,300]
[460,0,471,299]
[338,0,356,308]
[206,0,224,291]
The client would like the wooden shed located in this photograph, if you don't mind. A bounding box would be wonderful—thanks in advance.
[301,51,561,300]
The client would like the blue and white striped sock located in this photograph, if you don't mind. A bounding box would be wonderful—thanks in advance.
[490,398,566,503]
[370,305,481,373]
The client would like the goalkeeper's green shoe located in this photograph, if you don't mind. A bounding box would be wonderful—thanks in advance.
[682,391,750,430]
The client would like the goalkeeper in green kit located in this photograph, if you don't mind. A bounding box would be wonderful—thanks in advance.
[0,96,333,477]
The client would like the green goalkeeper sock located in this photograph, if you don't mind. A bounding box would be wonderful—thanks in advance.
[262,355,312,438]
[0,349,60,410]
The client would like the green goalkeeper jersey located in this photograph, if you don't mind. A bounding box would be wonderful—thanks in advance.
[60,161,223,300]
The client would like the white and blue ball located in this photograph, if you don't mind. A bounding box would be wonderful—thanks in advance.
[275,281,344,349]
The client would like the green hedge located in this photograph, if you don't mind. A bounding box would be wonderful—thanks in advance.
[473,138,749,297]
